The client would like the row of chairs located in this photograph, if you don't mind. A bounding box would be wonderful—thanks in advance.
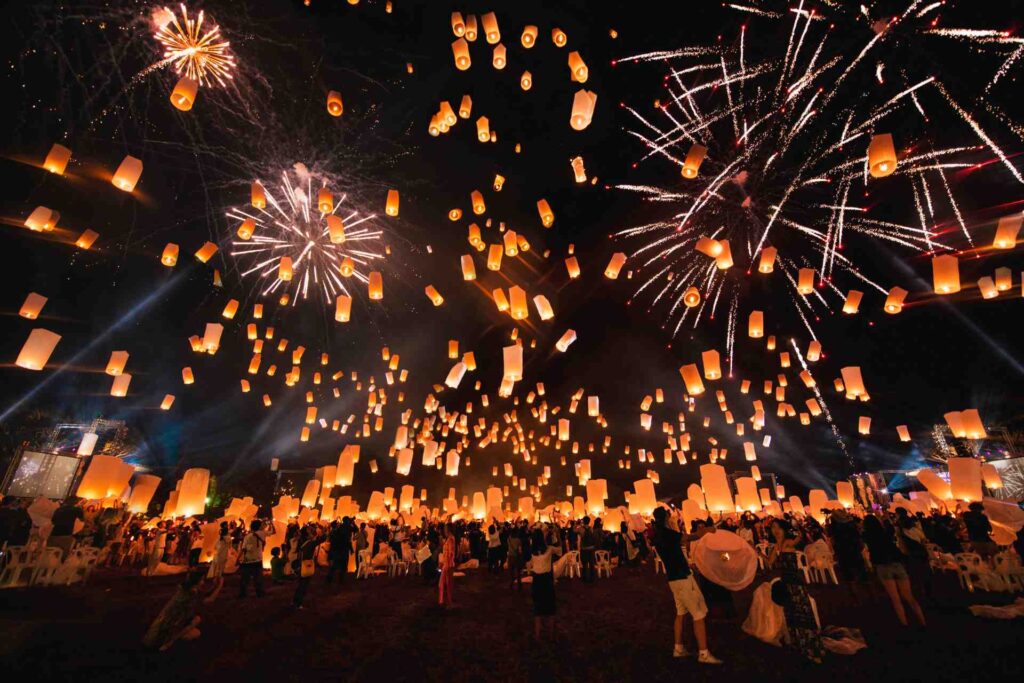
[927,546,1024,593]
[0,544,100,589]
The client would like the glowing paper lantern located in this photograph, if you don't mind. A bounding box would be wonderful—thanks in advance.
[160,394,175,410]
[748,311,764,338]
[105,351,129,376]
[24,206,55,231]
[858,416,871,435]
[368,271,383,300]
[714,240,734,270]
[699,464,732,513]
[552,27,567,47]
[111,155,143,192]
[867,133,897,178]
[978,276,998,299]
[570,89,597,131]
[445,363,466,389]
[521,25,537,48]
[177,468,210,517]
[492,43,507,69]
[335,295,352,322]
[170,76,198,111]
[509,286,528,320]
[503,344,523,381]
[19,293,47,320]
[425,285,444,306]
[842,290,863,314]
[76,455,133,500]
[993,214,1022,249]
[127,474,161,513]
[605,252,626,279]
[520,70,532,90]
[533,295,554,320]
[947,457,983,502]
[835,481,855,508]
[994,267,1012,292]
[679,364,705,396]
[681,143,707,179]
[556,329,577,352]
[195,242,218,263]
[15,328,60,370]
[806,340,822,362]
[160,243,179,267]
[385,189,400,216]
[110,374,131,397]
[451,11,465,36]
[537,199,555,227]
[797,268,815,295]
[278,256,293,282]
[326,90,343,117]
[43,143,71,174]
[840,367,867,400]
[932,255,960,294]
[896,425,911,442]
[884,286,907,314]
[981,463,1003,490]
[568,51,588,82]
[701,350,721,380]
[452,38,471,70]
[758,247,777,273]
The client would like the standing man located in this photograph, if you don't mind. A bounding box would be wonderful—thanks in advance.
[238,519,273,598]
[651,507,722,664]
[327,517,353,583]
[579,517,596,583]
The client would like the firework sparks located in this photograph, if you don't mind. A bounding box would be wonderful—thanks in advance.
[154,4,235,87]
[227,164,384,308]
[614,0,1022,347]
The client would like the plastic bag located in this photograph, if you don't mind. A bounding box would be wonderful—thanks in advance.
[821,626,868,655]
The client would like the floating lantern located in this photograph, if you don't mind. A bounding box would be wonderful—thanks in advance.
[981,463,1002,490]
[177,468,210,517]
[714,239,734,270]
[994,267,1012,292]
[459,95,472,118]
[326,90,343,117]
[993,214,1022,249]
[681,143,707,179]
[521,25,538,48]
[570,89,597,131]
[237,218,255,240]
[451,11,465,36]
[552,27,567,47]
[317,188,334,214]
[568,51,588,82]
[858,416,871,435]
[19,292,47,319]
[105,351,129,376]
[679,364,705,396]
[111,155,143,192]
[683,286,701,307]
[797,268,815,295]
[481,11,500,43]
[533,295,554,320]
[605,252,626,279]
[368,271,383,300]
[492,43,507,70]
[867,133,897,178]
[520,70,532,90]
[385,189,399,216]
[452,38,471,70]
[251,182,266,209]
[425,285,444,306]
[487,244,503,271]
[127,474,161,513]
[339,256,355,277]
[492,288,510,312]
[335,295,351,322]
[884,286,907,314]
[536,199,555,227]
[74,229,98,250]
[556,329,577,352]
[947,457,982,502]
[840,366,867,399]
[43,143,71,174]
[842,290,863,314]
[758,247,777,273]
[978,276,998,299]
[695,237,722,258]
[461,254,476,280]
[195,241,218,263]
[15,328,60,370]
[806,340,821,362]
[278,256,293,281]
[24,206,55,231]
[702,349,721,380]
[748,310,764,338]
[509,286,529,320]
[897,425,911,442]
[932,254,960,294]
[76,455,133,501]
[110,373,131,397]
[170,76,198,111]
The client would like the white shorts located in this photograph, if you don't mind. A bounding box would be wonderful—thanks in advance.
[668,576,708,619]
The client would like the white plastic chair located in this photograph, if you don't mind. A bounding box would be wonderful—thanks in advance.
[794,551,812,584]
[386,549,406,577]
[565,550,581,579]
[809,553,838,585]
[355,550,374,579]
[0,546,38,588]
[755,542,771,570]
[594,550,613,578]
[30,548,63,586]
[994,553,1024,592]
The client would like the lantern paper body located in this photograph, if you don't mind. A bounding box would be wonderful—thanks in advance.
[690,531,758,591]
[947,458,983,503]
[368,271,383,300]
[570,90,597,131]
[797,268,815,295]
[605,252,626,279]
[681,143,707,179]
[932,255,960,294]
[44,143,71,174]
[177,469,210,517]
[556,329,577,352]
[452,38,471,70]
[748,311,764,338]
[25,206,55,231]
[867,133,897,178]
[884,286,907,314]
[105,350,129,376]
[993,214,1022,249]
[700,463,732,513]
[326,90,343,117]
[110,373,132,397]
[385,190,400,217]
[916,468,952,502]
[171,76,198,111]
[537,199,555,227]
[836,481,855,508]
[19,292,47,320]
[111,155,143,192]
[77,432,100,456]
[16,328,61,370]
[981,463,1002,490]
[680,364,705,396]
[127,474,161,513]
[758,247,777,273]
[76,455,133,500]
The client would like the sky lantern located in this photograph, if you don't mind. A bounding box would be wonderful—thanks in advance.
[805,398,822,416]
[105,351,129,376]
[896,425,911,442]
[556,329,577,352]
[335,295,352,322]
[487,244,503,271]
[568,51,588,82]
[461,254,476,280]
[570,90,597,130]
[278,256,293,281]
[492,43,507,70]
[385,189,399,216]
[503,343,523,381]
[748,310,764,338]
[182,366,195,385]
[503,230,519,256]
[492,288,510,312]
[884,286,907,314]
[15,328,60,370]
[743,442,757,461]
[700,464,733,514]
[110,374,131,397]
[858,416,871,435]
[326,90,343,117]
[339,256,355,277]
[481,11,500,43]
[797,268,815,295]
[464,14,478,41]
[76,455,133,500]
[842,290,863,314]
[947,457,983,502]
[552,27,568,47]
[43,143,71,174]
[111,155,143,192]
[368,272,383,300]
[533,295,554,320]
[977,276,998,299]
[993,213,1021,249]
[459,95,472,119]
[565,256,581,279]
[425,285,444,306]
[605,252,626,279]
[867,133,897,178]
[682,286,701,308]
[446,451,460,476]
[994,267,1012,291]
[471,189,486,214]
[177,468,210,517]
[981,463,1003,490]
[536,199,555,227]
[681,143,707,179]
[19,292,47,320]
[758,247,777,273]
[445,362,467,389]
[251,181,266,208]
[701,349,722,380]
[127,474,161,513]
[509,286,529,320]
[237,218,255,240]
[195,241,218,263]
[170,76,198,111]
[695,237,722,257]
[451,11,465,36]
[520,71,532,90]
[24,206,56,231]
[840,366,867,399]
[679,364,706,396]
[806,340,821,362]
[714,239,733,269]
[74,229,99,250]
[521,25,537,47]
[317,188,334,214]
[452,37,471,70]
[932,254,960,294]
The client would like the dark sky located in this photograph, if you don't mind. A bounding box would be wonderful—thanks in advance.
[1,0,1022,506]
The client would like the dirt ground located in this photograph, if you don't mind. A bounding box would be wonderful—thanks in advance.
[1,561,1022,682]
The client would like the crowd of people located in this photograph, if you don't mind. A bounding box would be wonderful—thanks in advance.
[2,493,1022,659]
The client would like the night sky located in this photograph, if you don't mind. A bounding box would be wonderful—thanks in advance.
[2,0,1023,508]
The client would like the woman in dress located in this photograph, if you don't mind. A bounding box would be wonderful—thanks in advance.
[768,519,824,664]
[438,523,456,608]
[530,526,562,641]
[207,524,230,581]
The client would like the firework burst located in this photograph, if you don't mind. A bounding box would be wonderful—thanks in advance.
[227,163,385,308]
[153,4,235,87]
[614,0,1023,358]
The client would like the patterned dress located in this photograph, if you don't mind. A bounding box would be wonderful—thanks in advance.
[438,535,455,607]
[778,551,824,663]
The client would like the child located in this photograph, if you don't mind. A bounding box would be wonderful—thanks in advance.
[270,546,287,584]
